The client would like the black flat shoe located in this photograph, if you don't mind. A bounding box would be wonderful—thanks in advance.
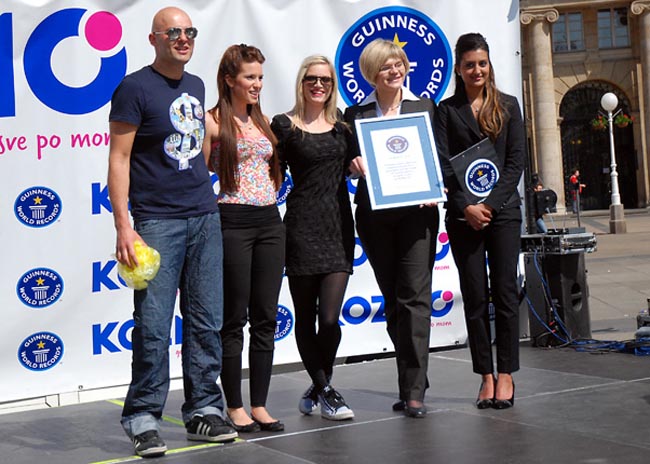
[475,380,494,410]
[230,420,261,433]
[392,400,406,411]
[493,382,515,410]
[404,404,427,418]
[252,416,285,432]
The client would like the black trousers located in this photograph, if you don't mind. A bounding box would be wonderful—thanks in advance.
[356,205,439,402]
[220,222,285,408]
[446,206,521,375]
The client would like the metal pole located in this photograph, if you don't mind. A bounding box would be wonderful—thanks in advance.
[575,188,581,228]
[607,109,621,206]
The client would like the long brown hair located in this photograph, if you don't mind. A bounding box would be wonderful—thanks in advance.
[453,33,506,142]
[208,44,282,193]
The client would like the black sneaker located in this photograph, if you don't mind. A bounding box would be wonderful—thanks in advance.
[319,385,354,421]
[132,430,167,457]
[298,384,319,415]
[186,414,238,443]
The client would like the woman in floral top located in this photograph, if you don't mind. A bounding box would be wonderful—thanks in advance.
[204,44,284,433]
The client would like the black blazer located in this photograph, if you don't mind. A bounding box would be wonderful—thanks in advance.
[434,92,525,219]
[344,97,437,211]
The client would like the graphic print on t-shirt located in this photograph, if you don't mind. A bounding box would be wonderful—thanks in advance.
[164,92,205,170]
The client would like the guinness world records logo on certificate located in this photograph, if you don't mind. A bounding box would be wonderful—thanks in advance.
[335,6,453,106]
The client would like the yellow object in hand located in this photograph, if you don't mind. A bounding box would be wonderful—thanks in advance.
[117,242,161,290]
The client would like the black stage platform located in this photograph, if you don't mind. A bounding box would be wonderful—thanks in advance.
[2,343,649,464]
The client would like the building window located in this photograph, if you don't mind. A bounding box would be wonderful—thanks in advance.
[598,8,630,49]
[552,12,584,52]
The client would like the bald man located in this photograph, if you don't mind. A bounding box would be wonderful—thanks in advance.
[108,7,236,457]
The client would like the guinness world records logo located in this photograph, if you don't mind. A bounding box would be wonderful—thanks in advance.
[18,331,64,371]
[275,304,294,341]
[14,186,62,228]
[335,6,452,106]
[16,267,64,308]
[465,159,499,197]
[277,172,294,206]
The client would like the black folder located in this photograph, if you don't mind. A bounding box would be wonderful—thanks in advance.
[449,138,501,203]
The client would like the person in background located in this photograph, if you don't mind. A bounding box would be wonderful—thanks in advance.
[204,44,285,433]
[108,7,236,457]
[271,55,355,421]
[344,39,440,419]
[569,168,586,214]
[534,182,548,233]
[435,32,525,410]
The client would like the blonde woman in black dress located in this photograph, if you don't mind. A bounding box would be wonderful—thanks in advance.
[271,55,355,421]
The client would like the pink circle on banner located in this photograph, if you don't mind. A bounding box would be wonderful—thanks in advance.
[438,232,448,242]
[442,291,453,302]
[85,11,122,51]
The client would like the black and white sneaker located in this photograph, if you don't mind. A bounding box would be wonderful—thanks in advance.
[319,385,354,421]
[186,414,238,442]
[298,384,319,415]
[132,430,167,457]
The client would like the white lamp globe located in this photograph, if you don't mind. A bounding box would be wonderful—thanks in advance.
[601,92,618,112]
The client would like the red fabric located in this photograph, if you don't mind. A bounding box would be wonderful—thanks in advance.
[570,174,582,198]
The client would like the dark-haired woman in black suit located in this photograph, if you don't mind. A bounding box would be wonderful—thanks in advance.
[435,33,525,410]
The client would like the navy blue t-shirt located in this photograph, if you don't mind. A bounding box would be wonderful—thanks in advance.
[109,66,217,220]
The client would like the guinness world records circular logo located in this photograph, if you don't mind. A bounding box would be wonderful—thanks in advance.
[335,6,453,106]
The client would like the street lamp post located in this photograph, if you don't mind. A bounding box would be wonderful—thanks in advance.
[600,92,627,234]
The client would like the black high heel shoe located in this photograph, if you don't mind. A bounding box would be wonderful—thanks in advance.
[404,401,427,418]
[475,378,494,409]
[493,382,515,410]
[392,400,406,412]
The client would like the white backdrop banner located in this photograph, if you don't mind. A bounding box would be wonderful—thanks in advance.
[0,0,521,404]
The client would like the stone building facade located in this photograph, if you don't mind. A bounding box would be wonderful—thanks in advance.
[520,0,650,212]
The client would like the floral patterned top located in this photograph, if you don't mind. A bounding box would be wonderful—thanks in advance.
[212,133,277,206]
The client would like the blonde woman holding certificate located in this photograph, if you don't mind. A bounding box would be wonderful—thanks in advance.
[344,38,440,419]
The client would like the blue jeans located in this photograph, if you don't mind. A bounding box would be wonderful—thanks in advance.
[121,211,225,438]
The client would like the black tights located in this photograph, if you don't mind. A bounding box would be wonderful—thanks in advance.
[288,272,350,392]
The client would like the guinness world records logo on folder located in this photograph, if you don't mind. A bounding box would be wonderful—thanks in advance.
[450,138,500,203]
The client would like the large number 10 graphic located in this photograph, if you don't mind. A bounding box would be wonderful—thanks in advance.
[0,9,126,117]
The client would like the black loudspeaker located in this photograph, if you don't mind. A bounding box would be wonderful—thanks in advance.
[534,189,557,215]
[523,253,591,346]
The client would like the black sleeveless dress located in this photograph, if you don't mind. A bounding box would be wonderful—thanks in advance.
[271,114,355,276]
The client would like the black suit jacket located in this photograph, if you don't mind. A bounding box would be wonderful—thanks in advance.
[434,92,525,219]
[343,98,437,211]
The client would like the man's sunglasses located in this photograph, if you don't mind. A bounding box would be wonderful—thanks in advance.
[153,27,198,41]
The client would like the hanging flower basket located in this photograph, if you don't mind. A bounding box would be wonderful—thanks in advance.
[614,113,634,128]
[591,115,607,131]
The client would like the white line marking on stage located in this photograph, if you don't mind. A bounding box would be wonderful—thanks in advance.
[246,414,438,442]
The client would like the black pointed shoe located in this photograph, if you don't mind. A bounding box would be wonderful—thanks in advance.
[475,381,494,409]
[493,382,515,410]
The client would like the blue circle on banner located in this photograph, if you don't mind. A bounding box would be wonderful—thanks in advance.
[431,290,454,318]
[18,331,64,371]
[14,186,62,228]
[277,173,293,206]
[335,6,452,106]
[465,159,499,197]
[16,267,65,308]
[275,305,294,341]
[23,8,127,115]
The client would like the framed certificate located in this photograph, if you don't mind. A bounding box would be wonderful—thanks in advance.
[354,111,446,210]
